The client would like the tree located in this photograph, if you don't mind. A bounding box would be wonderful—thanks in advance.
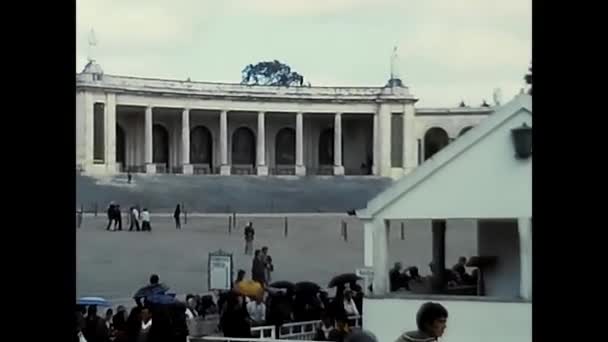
[241,60,304,87]
[524,65,532,95]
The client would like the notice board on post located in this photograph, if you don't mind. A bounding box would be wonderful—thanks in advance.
[208,249,233,291]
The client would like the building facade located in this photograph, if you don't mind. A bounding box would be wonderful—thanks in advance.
[76,61,494,178]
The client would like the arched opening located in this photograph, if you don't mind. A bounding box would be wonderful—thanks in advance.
[153,124,169,168]
[116,124,126,170]
[318,128,334,165]
[275,128,296,165]
[190,126,213,167]
[424,127,449,160]
[231,127,256,165]
[459,126,473,137]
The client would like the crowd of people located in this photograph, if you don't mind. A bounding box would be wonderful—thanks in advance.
[389,256,478,293]
[76,268,366,342]
[104,203,152,232]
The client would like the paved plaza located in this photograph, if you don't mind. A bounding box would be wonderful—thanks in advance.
[77,215,477,305]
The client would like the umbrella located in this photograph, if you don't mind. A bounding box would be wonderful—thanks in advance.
[270,281,296,292]
[328,273,362,288]
[77,297,111,307]
[295,281,321,295]
[236,280,264,297]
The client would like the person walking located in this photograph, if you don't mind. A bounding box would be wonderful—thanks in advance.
[129,207,140,231]
[394,302,448,342]
[173,204,181,229]
[106,203,115,231]
[244,222,255,255]
[114,205,123,231]
[251,249,267,286]
[261,246,274,283]
[141,208,151,232]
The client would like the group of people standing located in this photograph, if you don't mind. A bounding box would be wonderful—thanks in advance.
[105,203,151,232]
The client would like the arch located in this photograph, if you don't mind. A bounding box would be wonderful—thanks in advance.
[424,127,449,160]
[190,125,213,166]
[153,124,169,166]
[459,126,474,136]
[116,124,126,167]
[231,127,256,165]
[275,127,296,165]
[318,128,334,165]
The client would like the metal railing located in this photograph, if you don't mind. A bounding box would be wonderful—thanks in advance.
[278,320,320,340]
[272,165,296,175]
[251,325,277,339]
[189,337,326,342]
[194,164,212,175]
[232,165,255,175]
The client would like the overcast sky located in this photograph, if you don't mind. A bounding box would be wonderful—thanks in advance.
[76,0,531,107]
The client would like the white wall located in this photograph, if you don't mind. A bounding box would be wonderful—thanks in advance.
[378,110,532,219]
[477,220,520,298]
[364,297,531,342]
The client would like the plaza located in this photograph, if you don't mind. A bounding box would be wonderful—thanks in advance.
[77,215,477,305]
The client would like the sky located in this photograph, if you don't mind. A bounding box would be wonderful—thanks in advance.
[76,0,531,107]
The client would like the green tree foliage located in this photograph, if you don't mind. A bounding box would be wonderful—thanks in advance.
[241,60,304,87]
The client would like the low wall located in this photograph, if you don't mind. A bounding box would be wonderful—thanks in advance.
[363,296,531,342]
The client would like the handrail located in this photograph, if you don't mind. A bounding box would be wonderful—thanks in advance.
[251,325,276,339]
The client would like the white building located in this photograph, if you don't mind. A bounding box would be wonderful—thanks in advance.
[356,94,532,342]
[76,61,493,178]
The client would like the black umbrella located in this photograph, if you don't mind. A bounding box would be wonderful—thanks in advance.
[295,281,321,295]
[328,273,362,288]
[270,281,296,292]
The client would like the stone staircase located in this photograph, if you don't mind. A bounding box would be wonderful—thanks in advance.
[76,174,393,213]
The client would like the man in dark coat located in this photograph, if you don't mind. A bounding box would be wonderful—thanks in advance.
[220,293,252,338]
[83,305,109,342]
[106,203,115,230]
[244,222,255,255]
[251,249,266,285]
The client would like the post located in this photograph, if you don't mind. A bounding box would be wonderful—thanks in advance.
[342,220,348,242]
[284,217,288,237]
[431,220,447,293]
[228,216,232,234]
[94,203,98,217]
[400,222,405,240]
[372,113,379,175]
[183,203,187,225]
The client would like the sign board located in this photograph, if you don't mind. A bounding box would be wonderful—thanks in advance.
[208,250,233,291]
[356,268,374,278]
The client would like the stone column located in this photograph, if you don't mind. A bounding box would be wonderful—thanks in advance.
[295,112,306,176]
[105,93,117,173]
[518,217,532,300]
[372,113,379,175]
[219,110,230,175]
[181,108,193,174]
[84,92,94,167]
[402,103,417,175]
[378,103,392,177]
[145,106,155,174]
[372,219,390,295]
[333,112,344,175]
[256,111,268,175]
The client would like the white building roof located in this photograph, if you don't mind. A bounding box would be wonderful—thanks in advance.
[357,94,532,220]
